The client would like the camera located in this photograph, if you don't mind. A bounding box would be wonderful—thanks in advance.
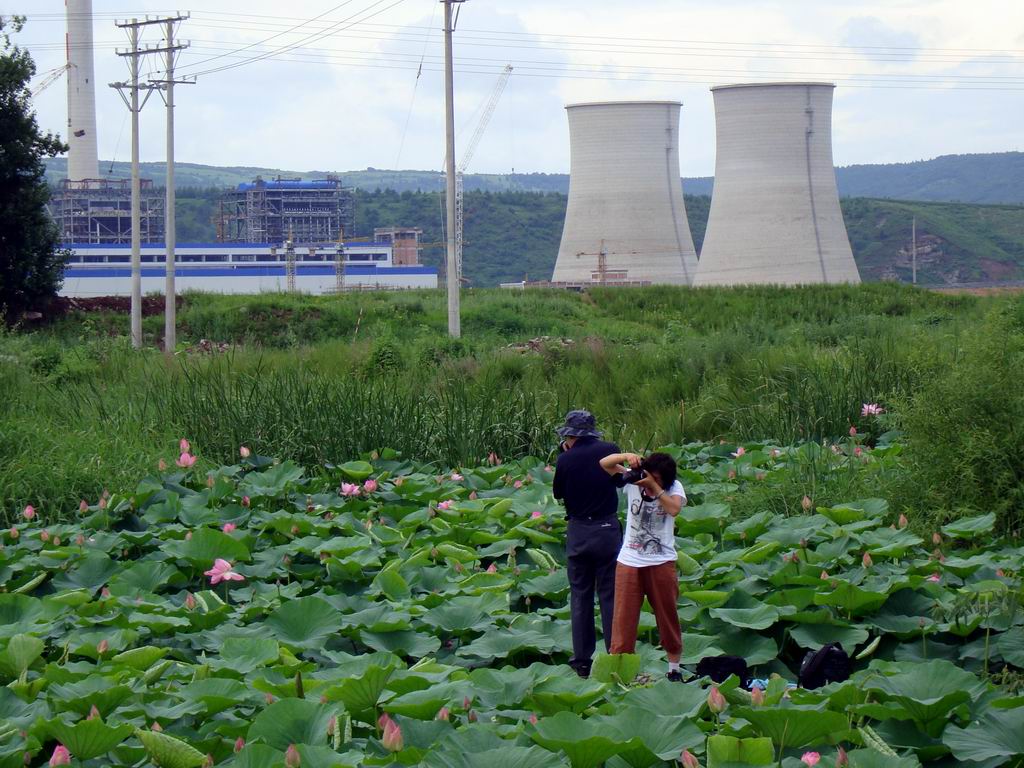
[621,466,647,484]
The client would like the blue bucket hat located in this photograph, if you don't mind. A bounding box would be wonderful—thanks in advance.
[556,409,602,438]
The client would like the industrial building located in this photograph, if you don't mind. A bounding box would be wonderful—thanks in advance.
[373,227,423,266]
[218,177,355,245]
[551,101,698,286]
[60,242,438,297]
[695,83,861,286]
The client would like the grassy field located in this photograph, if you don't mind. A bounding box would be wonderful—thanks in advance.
[5,283,1024,534]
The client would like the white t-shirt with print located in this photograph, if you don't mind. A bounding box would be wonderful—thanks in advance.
[618,480,686,567]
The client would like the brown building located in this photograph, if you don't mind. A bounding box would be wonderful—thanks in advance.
[374,227,423,266]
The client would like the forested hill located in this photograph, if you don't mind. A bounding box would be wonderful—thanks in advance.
[169,188,1024,288]
[45,151,1024,204]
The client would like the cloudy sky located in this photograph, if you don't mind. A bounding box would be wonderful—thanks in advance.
[16,0,1024,177]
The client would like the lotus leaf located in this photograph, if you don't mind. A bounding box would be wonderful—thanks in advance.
[40,718,134,761]
[864,659,985,725]
[247,698,334,749]
[529,710,626,768]
[705,735,775,768]
[733,706,850,749]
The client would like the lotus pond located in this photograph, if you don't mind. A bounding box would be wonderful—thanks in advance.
[3,439,1024,768]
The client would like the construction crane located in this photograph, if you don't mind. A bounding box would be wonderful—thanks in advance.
[452,64,513,280]
[32,64,70,97]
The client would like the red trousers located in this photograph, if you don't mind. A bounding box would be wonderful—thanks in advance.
[609,560,683,656]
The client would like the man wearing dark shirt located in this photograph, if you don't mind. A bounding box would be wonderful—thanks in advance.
[552,410,624,677]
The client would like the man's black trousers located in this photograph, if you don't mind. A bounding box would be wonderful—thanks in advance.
[565,517,622,672]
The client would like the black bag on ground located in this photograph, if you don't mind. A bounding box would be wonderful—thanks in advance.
[798,642,851,689]
[696,655,750,687]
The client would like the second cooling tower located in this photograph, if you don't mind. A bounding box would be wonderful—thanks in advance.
[552,101,698,285]
[695,83,860,286]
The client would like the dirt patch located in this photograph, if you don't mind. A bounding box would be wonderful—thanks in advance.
[37,295,185,321]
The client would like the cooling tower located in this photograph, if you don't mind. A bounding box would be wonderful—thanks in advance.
[66,0,99,181]
[552,101,698,285]
[695,83,860,286]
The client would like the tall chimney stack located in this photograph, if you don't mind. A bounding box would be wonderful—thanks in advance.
[65,0,99,181]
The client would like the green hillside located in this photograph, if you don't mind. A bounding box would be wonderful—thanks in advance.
[44,151,1024,203]
[166,188,1023,287]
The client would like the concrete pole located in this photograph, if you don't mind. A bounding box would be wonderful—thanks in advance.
[164,19,177,355]
[443,0,461,338]
[129,21,142,349]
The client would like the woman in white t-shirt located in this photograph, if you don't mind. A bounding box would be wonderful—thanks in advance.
[599,451,686,681]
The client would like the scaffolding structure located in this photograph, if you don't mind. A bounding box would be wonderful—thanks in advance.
[219,177,354,245]
[49,178,164,244]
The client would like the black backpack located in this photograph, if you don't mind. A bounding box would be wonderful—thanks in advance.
[696,655,750,688]
[798,642,851,689]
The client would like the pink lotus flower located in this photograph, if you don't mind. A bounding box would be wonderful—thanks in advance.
[451,473,463,481]
[240,445,251,458]
[861,403,884,417]
[436,707,450,721]
[731,446,746,458]
[204,559,244,585]
[528,713,538,725]
[22,505,35,521]
[242,496,250,508]
[285,744,301,767]
[836,747,849,766]
[680,749,700,768]
[49,745,71,767]
[176,452,197,469]
[341,483,360,497]
[801,752,821,766]
[180,438,191,452]
[364,478,379,493]
[898,513,909,528]
[79,499,89,512]
[854,447,863,457]
[437,500,454,511]
[378,713,393,731]
[382,719,403,752]
[513,480,523,489]
[233,737,245,753]
[223,523,237,534]
[531,510,543,519]
[862,552,873,568]
[707,686,727,714]
[928,573,941,583]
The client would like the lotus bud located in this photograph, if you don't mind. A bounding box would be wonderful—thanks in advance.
[290,525,300,535]
[96,639,109,655]
[862,552,873,567]
[849,426,857,437]
[48,745,71,767]
[8,527,18,540]
[364,479,378,493]
[755,472,766,481]
[997,568,1006,578]
[285,744,301,767]
[324,511,333,521]
[680,749,700,768]
[525,596,532,608]
[53,536,61,547]
[101,586,111,598]
[87,705,101,720]
[820,570,829,580]
[469,491,478,500]
[528,713,538,725]
[80,499,89,512]
[918,616,927,628]
[437,707,450,721]
[371,450,380,460]
[802,496,812,511]
[394,476,404,486]
[727,469,736,480]
[740,531,747,540]
[185,531,192,541]
[234,738,245,753]
[454,562,464,573]
[707,686,727,714]
[40,530,50,542]
[180,438,191,452]
[75,534,85,546]
[264,693,275,705]
[932,532,942,545]
[306,495,314,513]
[242,495,250,508]
[206,475,215,488]
[22,505,35,520]
[283,555,292,567]
[151,722,163,732]
[382,720,403,752]
[223,523,236,534]
[835,747,848,767]
[378,713,392,731]
[750,687,765,706]
[158,458,167,472]
[467,710,477,723]
[801,753,821,766]
[99,497,107,509]
[240,446,251,458]
[185,592,196,611]
[799,538,808,549]
[487,563,497,574]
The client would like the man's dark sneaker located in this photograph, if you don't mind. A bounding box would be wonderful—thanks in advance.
[572,665,591,679]
[667,669,684,682]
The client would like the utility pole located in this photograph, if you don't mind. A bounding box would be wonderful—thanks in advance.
[911,216,918,285]
[111,15,179,349]
[150,14,193,357]
[443,0,466,338]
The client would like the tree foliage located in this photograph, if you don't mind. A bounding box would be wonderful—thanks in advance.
[0,15,68,321]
